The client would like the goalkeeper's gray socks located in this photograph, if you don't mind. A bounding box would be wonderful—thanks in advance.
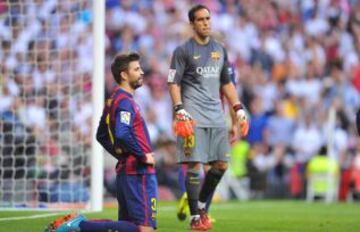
[199,168,225,207]
[185,169,201,216]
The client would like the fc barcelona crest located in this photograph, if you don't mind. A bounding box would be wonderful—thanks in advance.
[211,51,221,61]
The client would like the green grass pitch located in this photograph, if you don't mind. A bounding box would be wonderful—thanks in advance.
[1,201,360,232]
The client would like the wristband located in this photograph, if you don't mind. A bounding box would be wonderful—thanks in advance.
[233,103,243,112]
[174,104,184,113]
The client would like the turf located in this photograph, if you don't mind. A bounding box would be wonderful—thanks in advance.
[0,201,359,232]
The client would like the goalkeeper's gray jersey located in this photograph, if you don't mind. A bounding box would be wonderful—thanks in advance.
[168,38,232,127]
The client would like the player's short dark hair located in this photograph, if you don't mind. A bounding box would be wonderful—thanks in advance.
[188,4,210,23]
[111,52,140,84]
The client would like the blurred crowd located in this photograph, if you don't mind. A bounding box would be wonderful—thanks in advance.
[2,0,360,204]
[103,0,360,200]
[0,0,93,204]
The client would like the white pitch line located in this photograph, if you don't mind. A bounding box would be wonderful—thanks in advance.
[0,208,174,222]
[0,203,242,222]
[0,212,63,222]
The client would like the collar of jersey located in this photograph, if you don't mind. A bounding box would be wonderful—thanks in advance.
[115,87,133,98]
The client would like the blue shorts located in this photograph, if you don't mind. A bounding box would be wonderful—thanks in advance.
[116,172,158,229]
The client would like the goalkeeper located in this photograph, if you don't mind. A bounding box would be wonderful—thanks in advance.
[168,4,249,231]
[176,62,240,223]
[44,52,157,232]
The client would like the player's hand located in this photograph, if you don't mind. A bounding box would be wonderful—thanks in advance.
[236,108,248,123]
[233,103,249,137]
[144,153,155,166]
[175,108,192,121]
[174,104,195,138]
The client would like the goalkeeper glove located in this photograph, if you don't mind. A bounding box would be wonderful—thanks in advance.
[173,104,195,138]
[233,103,249,137]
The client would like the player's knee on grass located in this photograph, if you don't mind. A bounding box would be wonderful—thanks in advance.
[211,160,228,172]
[139,225,156,232]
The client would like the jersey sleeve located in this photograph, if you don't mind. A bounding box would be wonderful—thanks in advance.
[220,47,232,85]
[114,99,146,158]
[168,46,186,84]
[96,107,117,157]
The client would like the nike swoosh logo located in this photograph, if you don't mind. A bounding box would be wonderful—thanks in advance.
[193,55,201,60]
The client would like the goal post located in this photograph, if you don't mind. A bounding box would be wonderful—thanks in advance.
[91,0,105,212]
[0,0,105,211]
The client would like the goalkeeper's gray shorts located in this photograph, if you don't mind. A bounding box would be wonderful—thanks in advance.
[176,127,230,164]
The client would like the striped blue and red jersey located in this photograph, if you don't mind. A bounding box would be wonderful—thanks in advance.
[96,87,155,175]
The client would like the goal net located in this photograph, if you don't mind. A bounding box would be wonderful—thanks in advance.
[0,0,104,210]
